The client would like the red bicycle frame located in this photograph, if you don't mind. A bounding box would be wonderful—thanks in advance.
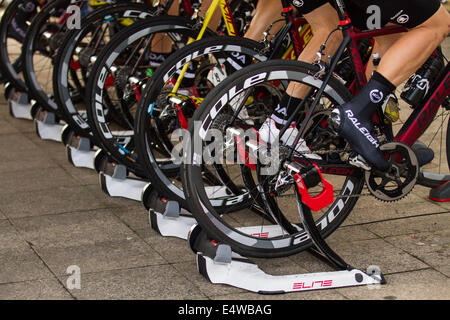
[334,1,450,148]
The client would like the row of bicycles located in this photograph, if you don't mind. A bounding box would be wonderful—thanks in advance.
[0,0,449,293]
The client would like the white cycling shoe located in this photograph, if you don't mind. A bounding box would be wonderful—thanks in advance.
[258,117,322,160]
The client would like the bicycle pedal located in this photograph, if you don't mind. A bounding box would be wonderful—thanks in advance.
[349,155,371,171]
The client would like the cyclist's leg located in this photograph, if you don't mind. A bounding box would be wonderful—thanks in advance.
[150,0,181,66]
[220,0,284,73]
[377,5,450,85]
[365,25,404,79]
[259,2,342,152]
[285,2,342,99]
[150,0,221,63]
[244,0,283,41]
[198,0,222,31]
[332,1,449,170]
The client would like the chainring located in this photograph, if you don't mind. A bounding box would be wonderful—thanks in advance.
[365,142,419,202]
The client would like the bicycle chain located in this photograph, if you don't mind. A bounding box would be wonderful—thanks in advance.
[275,143,416,202]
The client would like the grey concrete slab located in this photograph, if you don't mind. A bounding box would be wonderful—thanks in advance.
[0,186,112,219]
[36,238,166,275]
[22,133,69,164]
[363,212,450,238]
[435,265,450,277]
[110,205,150,231]
[324,224,380,246]
[5,119,36,134]
[0,119,20,135]
[10,209,140,249]
[11,209,166,274]
[0,222,29,252]
[0,167,78,195]
[136,227,194,264]
[0,278,73,300]
[0,133,40,153]
[291,238,428,275]
[0,247,54,284]
[384,229,450,268]
[348,198,446,224]
[337,269,450,300]
[60,164,104,186]
[0,154,59,174]
[59,266,207,300]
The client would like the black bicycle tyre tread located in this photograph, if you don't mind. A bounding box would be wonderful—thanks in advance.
[183,59,364,258]
[85,16,209,177]
[52,2,156,141]
[135,35,268,209]
[0,0,38,92]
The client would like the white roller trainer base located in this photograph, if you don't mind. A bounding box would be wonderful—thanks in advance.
[197,254,384,294]
[150,209,195,239]
[34,119,65,142]
[150,208,286,240]
[150,199,385,294]
[65,136,96,169]
[99,169,148,201]
[66,145,96,169]
[9,99,33,120]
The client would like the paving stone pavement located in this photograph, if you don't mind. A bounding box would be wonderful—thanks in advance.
[0,13,449,302]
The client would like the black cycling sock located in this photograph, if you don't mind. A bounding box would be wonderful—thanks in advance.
[147,52,170,68]
[222,52,252,73]
[271,94,302,129]
[8,0,37,42]
[335,71,395,171]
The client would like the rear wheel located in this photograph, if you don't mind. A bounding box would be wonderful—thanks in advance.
[134,36,271,210]
[22,0,89,114]
[85,17,209,178]
[52,2,155,140]
[0,0,44,92]
[183,60,365,258]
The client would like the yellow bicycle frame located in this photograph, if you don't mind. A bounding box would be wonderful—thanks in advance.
[169,0,314,99]
[171,0,238,93]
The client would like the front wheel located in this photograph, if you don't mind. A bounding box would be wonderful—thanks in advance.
[183,60,365,258]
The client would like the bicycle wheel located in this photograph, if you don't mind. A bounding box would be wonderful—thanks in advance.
[183,59,365,258]
[22,0,90,114]
[85,16,211,178]
[135,36,272,210]
[52,2,155,140]
[0,0,44,91]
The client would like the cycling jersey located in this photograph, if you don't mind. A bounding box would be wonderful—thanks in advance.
[291,0,441,30]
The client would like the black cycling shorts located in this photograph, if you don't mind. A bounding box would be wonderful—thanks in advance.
[291,0,441,30]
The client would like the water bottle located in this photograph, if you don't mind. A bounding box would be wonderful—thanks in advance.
[401,47,444,108]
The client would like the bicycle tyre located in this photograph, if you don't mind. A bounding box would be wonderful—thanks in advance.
[183,59,365,258]
[135,35,270,209]
[52,2,156,140]
[85,16,212,177]
[0,0,42,92]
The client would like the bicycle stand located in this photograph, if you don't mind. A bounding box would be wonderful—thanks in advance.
[5,83,33,120]
[98,162,148,201]
[149,199,196,239]
[63,126,97,169]
[148,188,386,294]
[33,105,65,142]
